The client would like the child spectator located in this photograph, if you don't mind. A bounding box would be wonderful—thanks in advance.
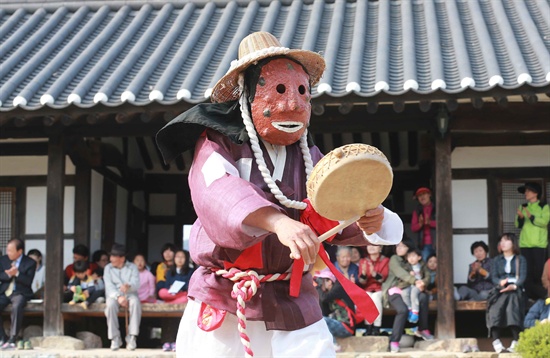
[458,241,493,301]
[315,268,356,353]
[155,243,176,283]
[133,254,156,303]
[401,248,430,323]
[157,249,194,304]
[357,243,389,335]
[66,260,104,309]
[64,244,97,285]
[425,254,437,299]
[27,249,45,298]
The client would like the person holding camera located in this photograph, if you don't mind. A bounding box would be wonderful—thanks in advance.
[486,233,527,354]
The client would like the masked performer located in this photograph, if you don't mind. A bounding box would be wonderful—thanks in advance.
[157,32,403,358]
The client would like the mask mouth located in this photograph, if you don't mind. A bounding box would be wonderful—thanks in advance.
[271,121,304,133]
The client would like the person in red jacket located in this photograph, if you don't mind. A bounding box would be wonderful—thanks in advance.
[411,187,436,262]
[357,243,389,335]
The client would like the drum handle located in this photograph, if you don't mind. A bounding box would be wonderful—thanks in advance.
[318,215,361,242]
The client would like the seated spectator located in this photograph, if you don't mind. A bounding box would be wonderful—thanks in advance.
[92,250,109,277]
[357,243,389,335]
[0,239,36,349]
[155,243,177,284]
[350,247,363,267]
[486,233,526,354]
[542,258,550,294]
[64,244,97,285]
[382,239,434,353]
[104,244,141,351]
[27,249,45,299]
[458,241,492,301]
[64,260,105,309]
[157,249,194,304]
[425,254,437,300]
[525,258,550,328]
[315,268,356,353]
[133,254,156,303]
[334,246,359,284]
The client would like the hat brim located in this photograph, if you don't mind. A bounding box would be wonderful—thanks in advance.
[517,186,526,194]
[210,47,326,103]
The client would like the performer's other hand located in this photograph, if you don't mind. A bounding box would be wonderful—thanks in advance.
[356,205,384,235]
[274,217,320,265]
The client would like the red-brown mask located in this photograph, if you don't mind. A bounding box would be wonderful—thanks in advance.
[250,58,311,146]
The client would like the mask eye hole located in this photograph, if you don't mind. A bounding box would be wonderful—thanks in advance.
[276,84,286,94]
[298,85,306,95]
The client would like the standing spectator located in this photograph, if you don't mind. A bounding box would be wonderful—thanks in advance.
[486,233,527,353]
[458,241,493,301]
[334,246,359,283]
[104,244,141,351]
[515,182,549,300]
[315,268,356,352]
[0,239,36,349]
[27,249,45,298]
[155,243,176,283]
[92,250,109,277]
[357,243,389,335]
[411,187,436,261]
[543,258,550,294]
[157,249,194,304]
[64,244,97,285]
[382,239,434,353]
[133,254,156,303]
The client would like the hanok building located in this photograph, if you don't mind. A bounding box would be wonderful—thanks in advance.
[1,0,549,338]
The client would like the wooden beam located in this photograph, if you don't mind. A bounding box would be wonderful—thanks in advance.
[0,142,49,156]
[435,134,455,338]
[450,103,550,132]
[44,135,65,336]
[452,132,550,147]
[453,166,550,180]
[487,177,501,258]
[74,165,91,248]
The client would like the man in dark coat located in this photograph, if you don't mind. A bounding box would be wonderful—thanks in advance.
[0,239,36,349]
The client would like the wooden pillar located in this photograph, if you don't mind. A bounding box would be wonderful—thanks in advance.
[435,134,455,338]
[74,165,91,248]
[44,135,65,336]
[487,176,501,258]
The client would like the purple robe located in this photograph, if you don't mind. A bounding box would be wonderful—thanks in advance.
[187,129,372,331]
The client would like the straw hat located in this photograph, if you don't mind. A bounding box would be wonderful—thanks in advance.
[210,32,326,103]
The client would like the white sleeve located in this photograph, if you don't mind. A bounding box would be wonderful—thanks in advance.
[363,207,403,245]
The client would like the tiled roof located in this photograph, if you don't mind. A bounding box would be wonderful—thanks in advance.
[0,0,549,113]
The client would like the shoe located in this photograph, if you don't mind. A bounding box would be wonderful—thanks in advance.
[390,342,400,353]
[171,342,176,352]
[471,344,480,352]
[1,341,16,350]
[80,301,88,309]
[110,336,122,351]
[126,335,137,351]
[16,340,24,350]
[415,329,434,340]
[24,340,32,350]
[462,344,471,353]
[492,339,504,353]
[507,340,518,353]
[95,296,105,304]
[162,342,172,352]
[371,326,381,336]
[69,300,76,305]
[333,342,342,353]
[409,312,419,324]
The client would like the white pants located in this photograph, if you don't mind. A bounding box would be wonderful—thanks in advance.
[176,299,335,358]
[366,291,383,327]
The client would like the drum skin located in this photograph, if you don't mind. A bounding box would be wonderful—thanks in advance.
[307,144,393,221]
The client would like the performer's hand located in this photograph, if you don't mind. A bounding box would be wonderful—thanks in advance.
[274,217,320,265]
[356,205,384,235]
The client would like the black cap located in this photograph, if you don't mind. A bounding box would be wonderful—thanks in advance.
[517,182,541,196]
[109,243,127,257]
